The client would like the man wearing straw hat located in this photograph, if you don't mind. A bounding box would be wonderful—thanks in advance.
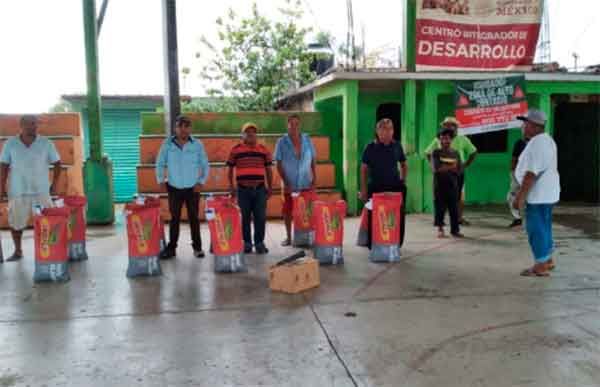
[227,122,273,254]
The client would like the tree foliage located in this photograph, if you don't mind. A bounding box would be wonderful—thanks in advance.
[198,1,316,111]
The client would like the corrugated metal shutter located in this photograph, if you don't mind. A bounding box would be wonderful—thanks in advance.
[102,110,141,202]
[82,108,153,203]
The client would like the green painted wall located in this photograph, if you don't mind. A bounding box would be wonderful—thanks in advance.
[312,77,600,214]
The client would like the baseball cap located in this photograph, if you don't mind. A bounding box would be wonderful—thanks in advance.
[517,109,547,126]
[440,116,460,127]
[175,115,192,126]
[437,127,455,138]
[241,122,259,133]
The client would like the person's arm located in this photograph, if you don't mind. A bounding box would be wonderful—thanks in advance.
[265,166,273,199]
[0,144,11,199]
[513,172,536,209]
[511,156,518,171]
[398,143,408,180]
[0,163,9,200]
[227,165,236,197]
[47,140,61,196]
[50,161,62,196]
[424,138,439,163]
[197,142,210,186]
[400,162,408,180]
[274,139,289,191]
[155,140,168,189]
[360,163,369,202]
[462,137,478,169]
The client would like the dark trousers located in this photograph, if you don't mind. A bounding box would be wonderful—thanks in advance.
[366,183,407,249]
[237,185,268,247]
[434,186,460,235]
[166,184,202,251]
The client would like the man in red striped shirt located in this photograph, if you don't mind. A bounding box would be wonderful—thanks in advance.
[227,123,274,254]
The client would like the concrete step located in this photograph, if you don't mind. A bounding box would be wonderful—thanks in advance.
[137,162,336,194]
[0,113,82,137]
[139,134,331,164]
[145,189,343,221]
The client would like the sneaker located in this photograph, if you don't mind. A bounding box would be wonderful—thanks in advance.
[508,219,523,228]
[255,244,269,255]
[194,250,205,259]
[159,248,176,260]
[244,245,253,254]
[451,232,465,238]
[280,238,291,247]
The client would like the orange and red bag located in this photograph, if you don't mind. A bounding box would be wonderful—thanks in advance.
[369,192,403,263]
[125,198,162,277]
[206,196,246,273]
[312,200,346,265]
[63,195,88,261]
[356,207,369,247]
[34,207,71,282]
[292,190,318,247]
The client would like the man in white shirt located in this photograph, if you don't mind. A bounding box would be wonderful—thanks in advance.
[0,115,62,262]
[513,110,560,277]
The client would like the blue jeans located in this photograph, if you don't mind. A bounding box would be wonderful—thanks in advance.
[237,185,268,247]
[525,203,554,264]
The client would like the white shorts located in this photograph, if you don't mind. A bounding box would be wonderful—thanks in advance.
[8,194,53,231]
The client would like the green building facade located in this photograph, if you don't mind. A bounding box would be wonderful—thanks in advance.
[281,71,600,215]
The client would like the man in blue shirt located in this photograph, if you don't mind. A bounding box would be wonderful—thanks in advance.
[0,115,62,263]
[274,114,316,246]
[156,115,210,259]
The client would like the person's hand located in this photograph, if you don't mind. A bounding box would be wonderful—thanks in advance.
[359,189,368,202]
[513,192,524,210]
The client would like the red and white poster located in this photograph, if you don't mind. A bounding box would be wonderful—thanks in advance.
[455,75,528,135]
[416,0,543,71]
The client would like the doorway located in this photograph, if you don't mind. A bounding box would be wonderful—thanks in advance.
[376,103,402,141]
[554,101,600,203]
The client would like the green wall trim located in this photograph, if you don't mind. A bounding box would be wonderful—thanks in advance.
[343,81,360,215]
[141,112,323,135]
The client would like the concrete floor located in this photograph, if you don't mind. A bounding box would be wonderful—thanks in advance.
[0,205,599,387]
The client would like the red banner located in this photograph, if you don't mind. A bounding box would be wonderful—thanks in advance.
[207,197,243,256]
[64,196,87,243]
[416,0,542,71]
[372,193,403,245]
[126,204,162,258]
[293,191,318,232]
[313,200,346,247]
[34,208,70,263]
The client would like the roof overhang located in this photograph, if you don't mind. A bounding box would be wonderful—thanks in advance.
[282,71,600,100]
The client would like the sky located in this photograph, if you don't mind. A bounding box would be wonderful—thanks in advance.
[0,0,598,113]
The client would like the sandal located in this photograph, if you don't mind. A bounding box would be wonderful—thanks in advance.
[6,253,23,262]
[437,230,446,239]
[547,259,556,271]
[520,266,550,277]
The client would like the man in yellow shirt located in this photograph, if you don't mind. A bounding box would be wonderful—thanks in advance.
[425,117,478,225]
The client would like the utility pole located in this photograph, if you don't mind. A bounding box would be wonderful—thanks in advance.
[346,0,356,70]
[572,52,579,72]
[162,0,181,135]
[361,23,366,68]
[82,0,115,224]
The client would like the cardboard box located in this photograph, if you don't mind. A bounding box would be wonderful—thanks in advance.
[269,257,320,294]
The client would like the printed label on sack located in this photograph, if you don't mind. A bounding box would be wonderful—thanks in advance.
[131,214,150,255]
